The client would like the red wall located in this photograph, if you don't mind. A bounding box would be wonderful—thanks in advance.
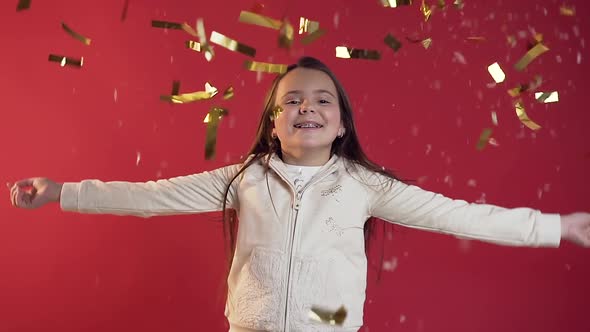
[1,1,589,331]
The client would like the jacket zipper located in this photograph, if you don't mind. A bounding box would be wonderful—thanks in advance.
[270,161,337,332]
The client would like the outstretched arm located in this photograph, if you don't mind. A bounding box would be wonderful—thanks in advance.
[9,164,242,218]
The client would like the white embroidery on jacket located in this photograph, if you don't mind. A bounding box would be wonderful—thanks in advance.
[325,217,344,237]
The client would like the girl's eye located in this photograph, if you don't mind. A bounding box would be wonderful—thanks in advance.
[319,99,330,104]
[286,100,301,105]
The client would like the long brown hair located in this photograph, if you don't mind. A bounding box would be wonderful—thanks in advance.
[221,56,401,279]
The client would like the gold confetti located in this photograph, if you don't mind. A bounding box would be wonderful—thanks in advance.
[279,19,294,49]
[151,20,184,30]
[223,86,234,100]
[514,43,549,71]
[507,35,517,47]
[270,106,283,121]
[381,0,412,7]
[121,0,129,21]
[507,75,543,97]
[204,107,228,160]
[487,62,506,83]
[244,60,288,74]
[335,47,380,60]
[186,40,201,52]
[453,0,464,9]
[384,34,402,52]
[476,128,493,151]
[560,6,575,16]
[515,101,541,131]
[299,17,320,34]
[535,91,559,103]
[300,28,326,45]
[61,22,91,45]
[48,54,83,68]
[420,0,432,21]
[421,37,432,49]
[437,0,446,9]
[239,11,282,30]
[196,19,214,62]
[160,82,218,103]
[309,306,347,326]
[171,80,180,96]
[16,0,30,11]
[210,31,256,57]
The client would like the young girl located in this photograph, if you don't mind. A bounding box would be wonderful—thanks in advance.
[9,56,590,332]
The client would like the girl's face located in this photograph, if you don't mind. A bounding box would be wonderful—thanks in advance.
[272,68,344,161]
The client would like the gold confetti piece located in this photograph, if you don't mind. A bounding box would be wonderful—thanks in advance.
[514,43,549,71]
[16,0,30,11]
[381,0,412,7]
[507,75,543,97]
[507,35,517,47]
[335,47,381,60]
[121,0,129,21]
[487,62,506,83]
[420,0,432,21]
[48,54,83,68]
[223,86,234,100]
[299,17,320,34]
[210,31,256,57]
[384,34,402,52]
[239,11,282,30]
[453,0,464,9]
[491,111,498,126]
[300,28,326,45]
[515,101,541,131]
[507,87,522,97]
[535,91,559,103]
[181,23,199,37]
[151,20,183,30]
[437,0,446,9]
[466,36,486,42]
[197,19,214,62]
[171,80,180,96]
[160,82,218,103]
[309,306,347,326]
[560,6,575,16]
[186,40,201,52]
[204,107,228,160]
[244,60,288,74]
[421,37,432,49]
[476,128,493,151]
[270,106,283,121]
[279,19,294,49]
[61,22,91,45]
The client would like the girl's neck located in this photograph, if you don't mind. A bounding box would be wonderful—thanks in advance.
[280,150,330,166]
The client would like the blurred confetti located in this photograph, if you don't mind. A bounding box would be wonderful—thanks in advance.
[515,101,542,130]
[476,128,493,151]
[61,22,91,45]
[210,31,256,57]
[16,0,30,11]
[309,305,347,326]
[48,54,83,68]
[535,91,559,103]
[487,62,506,83]
[514,43,549,71]
[244,60,288,74]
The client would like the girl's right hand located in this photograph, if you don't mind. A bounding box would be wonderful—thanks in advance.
[8,178,63,209]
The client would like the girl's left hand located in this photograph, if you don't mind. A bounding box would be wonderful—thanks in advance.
[561,212,590,247]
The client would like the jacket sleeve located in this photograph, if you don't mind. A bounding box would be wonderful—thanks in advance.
[59,164,242,218]
[365,172,561,247]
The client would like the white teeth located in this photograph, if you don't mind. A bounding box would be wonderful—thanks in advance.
[294,123,322,128]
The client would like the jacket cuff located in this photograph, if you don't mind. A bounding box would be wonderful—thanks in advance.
[536,213,561,247]
[60,182,81,212]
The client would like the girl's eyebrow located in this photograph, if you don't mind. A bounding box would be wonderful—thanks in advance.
[281,89,336,99]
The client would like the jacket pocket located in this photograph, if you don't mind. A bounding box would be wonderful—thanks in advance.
[232,246,285,331]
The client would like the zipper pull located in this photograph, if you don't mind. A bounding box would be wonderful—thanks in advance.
[293,191,302,210]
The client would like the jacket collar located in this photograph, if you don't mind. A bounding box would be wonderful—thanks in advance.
[266,153,340,189]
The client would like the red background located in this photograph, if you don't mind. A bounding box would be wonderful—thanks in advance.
[1,0,589,331]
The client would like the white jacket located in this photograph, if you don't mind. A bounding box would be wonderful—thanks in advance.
[60,154,561,332]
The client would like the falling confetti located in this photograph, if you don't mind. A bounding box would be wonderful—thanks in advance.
[238,11,282,30]
[186,40,201,52]
[223,86,234,100]
[535,91,559,103]
[514,43,549,71]
[299,17,320,34]
[309,306,347,326]
[244,60,288,74]
[210,31,256,57]
[335,47,380,60]
[560,6,575,16]
[384,34,402,52]
[476,128,493,151]
[48,54,83,68]
[515,101,542,130]
[121,0,129,21]
[160,82,217,103]
[204,107,228,160]
[61,22,92,45]
[380,0,412,8]
[16,0,30,11]
[487,62,506,83]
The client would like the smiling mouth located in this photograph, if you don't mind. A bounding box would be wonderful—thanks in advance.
[294,123,323,128]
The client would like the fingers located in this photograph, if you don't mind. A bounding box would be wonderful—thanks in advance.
[14,178,36,188]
